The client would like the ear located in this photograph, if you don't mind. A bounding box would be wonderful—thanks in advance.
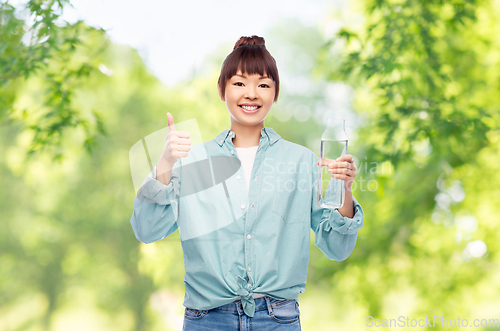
[217,82,225,102]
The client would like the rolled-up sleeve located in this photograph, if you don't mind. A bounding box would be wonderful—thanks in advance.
[130,160,181,244]
[310,153,365,261]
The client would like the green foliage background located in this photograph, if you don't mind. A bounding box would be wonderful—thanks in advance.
[1,0,499,330]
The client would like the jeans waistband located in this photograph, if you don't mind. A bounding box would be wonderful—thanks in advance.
[214,295,296,312]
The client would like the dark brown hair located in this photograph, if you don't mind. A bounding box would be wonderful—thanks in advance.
[217,35,280,103]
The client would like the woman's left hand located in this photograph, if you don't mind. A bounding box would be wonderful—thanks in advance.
[317,154,357,190]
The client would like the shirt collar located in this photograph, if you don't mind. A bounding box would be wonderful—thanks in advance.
[215,127,281,147]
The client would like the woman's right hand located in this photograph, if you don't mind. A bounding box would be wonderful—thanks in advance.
[161,112,192,165]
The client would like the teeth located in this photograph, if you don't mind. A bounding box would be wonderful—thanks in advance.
[241,105,259,111]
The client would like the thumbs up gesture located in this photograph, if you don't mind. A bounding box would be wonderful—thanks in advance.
[161,112,192,165]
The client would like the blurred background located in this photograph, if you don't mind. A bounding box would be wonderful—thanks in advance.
[1,0,499,330]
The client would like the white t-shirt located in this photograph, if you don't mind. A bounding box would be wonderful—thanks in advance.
[235,145,259,194]
[236,145,265,298]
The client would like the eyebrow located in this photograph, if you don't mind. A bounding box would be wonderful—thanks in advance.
[234,74,271,80]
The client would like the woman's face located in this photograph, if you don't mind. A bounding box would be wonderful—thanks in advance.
[219,69,276,127]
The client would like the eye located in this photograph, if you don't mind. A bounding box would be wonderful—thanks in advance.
[260,84,270,88]
[234,82,244,86]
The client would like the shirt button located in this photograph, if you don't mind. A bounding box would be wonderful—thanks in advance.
[231,150,234,154]
[247,234,251,239]
[220,140,223,144]
[270,138,273,142]
[248,266,252,271]
[241,204,246,209]
[251,203,255,208]
[254,176,257,181]
[236,175,241,180]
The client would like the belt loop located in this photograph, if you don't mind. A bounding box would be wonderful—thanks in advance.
[235,298,243,315]
[264,296,273,316]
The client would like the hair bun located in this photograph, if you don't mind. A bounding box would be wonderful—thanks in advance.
[233,35,266,50]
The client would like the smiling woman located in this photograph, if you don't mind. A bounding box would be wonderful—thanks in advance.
[129,34,365,331]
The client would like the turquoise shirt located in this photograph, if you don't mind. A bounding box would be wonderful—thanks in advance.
[130,127,364,317]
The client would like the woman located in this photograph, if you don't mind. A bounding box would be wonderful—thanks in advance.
[130,35,364,331]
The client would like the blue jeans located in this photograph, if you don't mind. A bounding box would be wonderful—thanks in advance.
[182,296,301,331]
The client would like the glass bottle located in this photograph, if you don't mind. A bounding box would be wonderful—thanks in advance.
[318,118,348,209]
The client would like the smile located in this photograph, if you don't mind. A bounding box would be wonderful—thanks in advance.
[239,105,261,114]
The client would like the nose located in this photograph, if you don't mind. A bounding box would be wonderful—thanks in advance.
[245,85,257,99]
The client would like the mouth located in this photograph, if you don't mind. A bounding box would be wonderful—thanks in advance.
[239,105,261,114]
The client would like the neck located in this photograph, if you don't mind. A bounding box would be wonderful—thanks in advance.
[230,120,264,148]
